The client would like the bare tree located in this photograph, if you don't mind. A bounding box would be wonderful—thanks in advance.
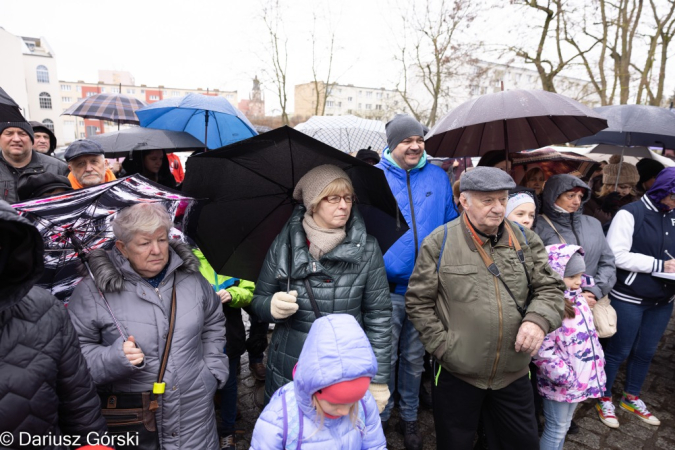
[509,0,589,93]
[394,0,479,126]
[634,0,675,105]
[310,14,337,116]
[260,0,290,125]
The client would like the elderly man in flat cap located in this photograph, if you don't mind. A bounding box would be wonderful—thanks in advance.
[405,166,565,450]
[64,139,116,189]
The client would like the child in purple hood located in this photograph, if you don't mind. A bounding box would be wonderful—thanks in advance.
[534,244,606,450]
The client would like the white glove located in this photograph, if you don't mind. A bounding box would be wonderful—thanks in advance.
[270,290,299,319]
[368,383,390,413]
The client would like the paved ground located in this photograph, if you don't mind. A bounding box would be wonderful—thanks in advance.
[229,310,675,449]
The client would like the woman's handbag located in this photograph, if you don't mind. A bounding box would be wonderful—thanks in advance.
[592,295,617,338]
[98,276,178,450]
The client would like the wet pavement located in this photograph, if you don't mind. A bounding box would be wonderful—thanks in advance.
[229,310,675,449]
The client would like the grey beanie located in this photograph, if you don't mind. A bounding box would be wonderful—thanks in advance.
[460,166,516,192]
[564,252,586,278]
[386,114,424,151]
[292,165,352,211]
[0,121,34,144]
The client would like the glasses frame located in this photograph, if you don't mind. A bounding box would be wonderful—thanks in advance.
[323,194,356,204]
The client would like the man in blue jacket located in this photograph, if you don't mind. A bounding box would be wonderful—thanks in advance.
[376,114,457,449]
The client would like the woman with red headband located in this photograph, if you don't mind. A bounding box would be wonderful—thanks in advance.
[251,314,386,449]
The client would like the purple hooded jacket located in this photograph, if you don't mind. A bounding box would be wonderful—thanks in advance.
[646,166,675,211]
[533,244,606,403]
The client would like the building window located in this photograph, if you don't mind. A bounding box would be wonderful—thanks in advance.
[172,91,181,97]
[347,97,353,102]
[226,94,234,100]
[37,65,49,83]
[61,84,71,91]
[375,104,382,110]
[366,104,372,109]
[39,92,52,109]
[337,102,342,107]
[111,87,120,94]
[127,88,135,94]
[326,100,334,107]
[86,91,97,97]
[25,42,36,51]
[42,119,54,131]
[100,87,106,93]
[347,109,352,114]
[376,92,382,99]
[62,97,72,103]
[80,132,86,138]
[481,87,488,95]
[149,95,160,100]
[515,73,522,82]
[358,90,362,95]
[366,92,372,98]
[76,86,81,92]
[79,120,84,126]
[470,85,480,96]
[140,90,145,94]
[358,103,362,108]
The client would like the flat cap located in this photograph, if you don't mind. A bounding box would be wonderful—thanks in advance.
[460,166,516,192]
[64,139,104,162]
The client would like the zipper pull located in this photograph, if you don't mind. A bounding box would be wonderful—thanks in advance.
[312,262,317,272]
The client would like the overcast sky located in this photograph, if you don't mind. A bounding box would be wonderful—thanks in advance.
[1,0,668,115]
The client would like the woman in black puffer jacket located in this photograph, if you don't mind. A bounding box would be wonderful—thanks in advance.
[250,165,392,410]
[0,200,107,449]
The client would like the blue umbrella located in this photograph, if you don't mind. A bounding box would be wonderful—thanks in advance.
[136,93,257,149]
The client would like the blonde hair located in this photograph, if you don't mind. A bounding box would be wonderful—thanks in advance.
[311,395,360,432]
[307,178,355,214]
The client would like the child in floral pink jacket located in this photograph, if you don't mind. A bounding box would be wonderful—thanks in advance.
[534,244,606,450]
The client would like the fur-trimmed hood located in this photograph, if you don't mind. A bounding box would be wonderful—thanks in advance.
[84,240,200,293]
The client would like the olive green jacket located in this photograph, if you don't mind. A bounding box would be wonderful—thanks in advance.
[405,215,565,390]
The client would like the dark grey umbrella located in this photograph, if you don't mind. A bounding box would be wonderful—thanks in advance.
[88,127,206,158]
[575,105,675,149]
[0,87,26,122]
[425,89,608,158]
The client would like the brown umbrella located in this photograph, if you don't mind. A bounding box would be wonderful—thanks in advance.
[425,90,607,158]
[510,147,600,184]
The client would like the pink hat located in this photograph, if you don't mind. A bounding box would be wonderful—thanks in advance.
[314,376,371,404]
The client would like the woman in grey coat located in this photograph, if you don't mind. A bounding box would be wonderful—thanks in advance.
[250,165,392,412]
[68,203,228,450]
[534,174,616,306]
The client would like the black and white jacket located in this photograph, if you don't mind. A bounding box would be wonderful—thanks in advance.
[606,195,675,305]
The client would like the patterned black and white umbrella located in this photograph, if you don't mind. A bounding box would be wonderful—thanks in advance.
[61,92,147,125]
[12,174,196,303]
[295,115,387,153]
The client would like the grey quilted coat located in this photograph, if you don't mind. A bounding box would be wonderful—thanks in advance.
[250,205,392,402]
[67,241,228,450]
[0,200,107,449]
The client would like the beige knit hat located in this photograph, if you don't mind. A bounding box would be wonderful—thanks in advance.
[292,165,351,211]
[602,155,639,186]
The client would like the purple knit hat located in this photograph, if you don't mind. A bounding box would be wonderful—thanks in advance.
[646,167,675,211]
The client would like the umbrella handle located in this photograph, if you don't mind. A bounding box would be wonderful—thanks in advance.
[614,148,625,192]
[82,259,129,341]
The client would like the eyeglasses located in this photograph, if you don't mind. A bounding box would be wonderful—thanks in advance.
[323,194,356,204]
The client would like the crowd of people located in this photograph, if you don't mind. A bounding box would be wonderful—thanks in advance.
[1,113,674,450]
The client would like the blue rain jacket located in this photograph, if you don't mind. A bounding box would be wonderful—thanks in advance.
[376,157,458,294]
[250,314,386,450]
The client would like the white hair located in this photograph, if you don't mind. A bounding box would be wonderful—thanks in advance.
[112,203,173,244]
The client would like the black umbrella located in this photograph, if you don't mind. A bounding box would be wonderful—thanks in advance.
[88,127,206,158]
[575,105,675,150]
[425,89,608,158]
[181,126,408,282]
[12,174,196,303]
[0,86,27,122]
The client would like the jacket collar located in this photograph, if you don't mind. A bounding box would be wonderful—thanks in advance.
[278,204,368,280]
[461,212,512,251]
[85,240,200,293]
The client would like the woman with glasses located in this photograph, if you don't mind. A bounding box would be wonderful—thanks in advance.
[250,165,392,410]
[597,167,675,429]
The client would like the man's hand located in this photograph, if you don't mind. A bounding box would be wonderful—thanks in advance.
[664,259,675,273]
[123,335,144,366]
[581,291,597,308]
[217,289,232,304]
[515,322,545,357]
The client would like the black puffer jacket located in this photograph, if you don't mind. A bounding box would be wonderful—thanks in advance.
[250,205,391,401]
[0,200,106,449]
[0,151,69,203]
